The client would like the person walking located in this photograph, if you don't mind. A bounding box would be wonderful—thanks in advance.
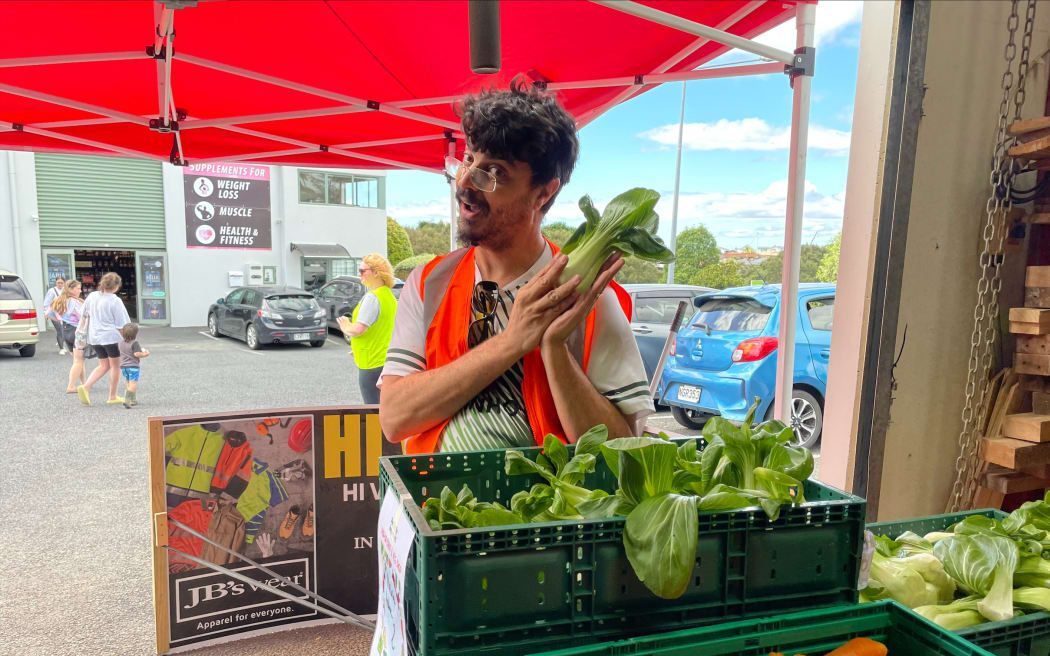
[42,277,66,354]
[336,254,397,405]
[76,272,131,405]
[51,280,86,392]
[118,322,149,408]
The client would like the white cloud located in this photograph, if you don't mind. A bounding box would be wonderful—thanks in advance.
[638,118,851,155]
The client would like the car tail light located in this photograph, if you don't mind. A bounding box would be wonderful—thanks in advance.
[8,310,36,320]
[258,309,279,319]
[669,336,676,357]
[732,337,778,363]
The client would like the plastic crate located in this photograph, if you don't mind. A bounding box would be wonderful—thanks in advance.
[529,600,994,656]
[378,444,866,656]
[869,510,1050,656]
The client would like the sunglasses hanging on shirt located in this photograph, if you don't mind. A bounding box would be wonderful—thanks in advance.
[468,281,503,348]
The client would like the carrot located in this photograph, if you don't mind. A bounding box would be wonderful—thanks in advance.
[825,637,888,656]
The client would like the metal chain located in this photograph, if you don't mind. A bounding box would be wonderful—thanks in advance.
[947,0,1037,512]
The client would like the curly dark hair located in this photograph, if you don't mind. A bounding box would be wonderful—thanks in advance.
[458,78,578,213]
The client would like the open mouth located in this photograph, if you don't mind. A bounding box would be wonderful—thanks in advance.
[457,193,487,218]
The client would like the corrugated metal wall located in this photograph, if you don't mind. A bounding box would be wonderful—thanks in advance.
[35,153,166,249]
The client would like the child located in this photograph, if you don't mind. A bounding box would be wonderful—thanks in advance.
[118,323,149,409]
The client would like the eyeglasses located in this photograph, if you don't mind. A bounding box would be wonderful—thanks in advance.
[359,267,373,274]
[468,281,504,348]
[445,155,498,193]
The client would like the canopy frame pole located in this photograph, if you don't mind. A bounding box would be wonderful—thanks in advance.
[577,0,764,127]
[546,63,782,91]
[0,120,166,161]
[449,138,458,251]
[0,82,149,126]
[590,0,795,65]
[190,147,317,166]
[0,52,142,67]
[174,53,462,131]
[773,2,816,424]
[154,2,174,126]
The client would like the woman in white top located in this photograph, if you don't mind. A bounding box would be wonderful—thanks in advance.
[76,272,131,405]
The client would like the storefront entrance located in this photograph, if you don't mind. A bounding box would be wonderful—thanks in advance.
[41,248,170,325]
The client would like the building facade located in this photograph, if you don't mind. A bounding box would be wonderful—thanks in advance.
[0,151,387,328]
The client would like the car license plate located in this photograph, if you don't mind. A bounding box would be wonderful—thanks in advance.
[293,333,309,341]
[677,385,701,403]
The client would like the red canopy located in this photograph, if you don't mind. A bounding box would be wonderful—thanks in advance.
[0,1,803,171]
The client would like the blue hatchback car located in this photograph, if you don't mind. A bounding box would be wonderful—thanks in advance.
[656,283,835,447]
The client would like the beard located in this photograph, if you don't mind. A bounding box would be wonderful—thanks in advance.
[456,189,531,250]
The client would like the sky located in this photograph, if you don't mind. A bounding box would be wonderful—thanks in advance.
[385,1,864,251]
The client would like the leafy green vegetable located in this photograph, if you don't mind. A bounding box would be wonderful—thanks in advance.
[623,493,699,599]
[1014,586,1050,612]
[913,597,986,630]
[864,550,957,608]
[933,535,1019,622]
[560,190,675,293]
[422,485,525,530]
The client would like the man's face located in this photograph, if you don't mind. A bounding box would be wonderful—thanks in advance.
[56,279,65,290]
[455,150,549,250]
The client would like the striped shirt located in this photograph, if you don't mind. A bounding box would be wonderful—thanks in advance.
[380,244,654,452]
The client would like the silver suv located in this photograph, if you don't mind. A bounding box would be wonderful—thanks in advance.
[0,270,39,357]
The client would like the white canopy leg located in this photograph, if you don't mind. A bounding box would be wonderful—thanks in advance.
[774,2,816,425]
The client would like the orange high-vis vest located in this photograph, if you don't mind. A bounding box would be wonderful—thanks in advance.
[403,240,632,455]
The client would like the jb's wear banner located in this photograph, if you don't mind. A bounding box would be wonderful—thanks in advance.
[183,162,271,250]
[149,405,400,653]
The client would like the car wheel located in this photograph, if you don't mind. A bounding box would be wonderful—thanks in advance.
[19,344,36,358]
[310,339,325,348]
[766,390,823,448]
[208,313,221,337]
[246,323,262,350]
[671,405,709,431]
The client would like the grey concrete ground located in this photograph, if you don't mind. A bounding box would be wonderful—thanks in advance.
[0,326,370,656]
[0,326,818,655]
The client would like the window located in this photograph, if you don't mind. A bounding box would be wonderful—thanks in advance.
[243,290,263,308]
[692,297,772,332]
[807,297,835,331]
[266,295,318,312]
[330,257,359,277]
[633,295,693,324]
[298,170,381,208]
[0,274,30,301]
[226,289,246,305]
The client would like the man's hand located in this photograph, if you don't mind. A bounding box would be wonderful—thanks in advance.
[498,253,581,358]
[541,253,624,352]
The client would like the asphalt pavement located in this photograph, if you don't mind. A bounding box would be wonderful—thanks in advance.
[0,325,817,656]
[0,326,371,656]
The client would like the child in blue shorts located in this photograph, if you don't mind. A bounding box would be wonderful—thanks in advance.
[118,323,150,409]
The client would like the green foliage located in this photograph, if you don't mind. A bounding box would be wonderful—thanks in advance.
[541,221,577,248]
[393,253,437,281]
[614,259,665,284]
[671,226,720,284]
[386,216,414,267]
[561,190,674,293]
[688,261,746,290]
[816,233,841,282]
[743,244,827,284]
[405,221,451,257]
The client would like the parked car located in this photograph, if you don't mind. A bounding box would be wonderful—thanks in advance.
[657,283,835,448]
[0,269,39,357]
[207,286,327,349]
[621,283,714,387]
[314,276,367,331]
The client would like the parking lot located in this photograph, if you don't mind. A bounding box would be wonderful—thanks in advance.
[0,324,810,655]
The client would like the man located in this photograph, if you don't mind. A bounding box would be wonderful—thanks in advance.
[378,82,653,453]
[42,277,66,354]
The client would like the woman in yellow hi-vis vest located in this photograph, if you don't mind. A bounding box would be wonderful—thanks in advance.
[337,253,397,405]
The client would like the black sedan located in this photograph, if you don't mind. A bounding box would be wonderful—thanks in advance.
[207,286,327,349]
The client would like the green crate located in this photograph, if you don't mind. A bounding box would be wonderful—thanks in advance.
[529,600,993,656]
[378,444,866,656]
[869,510,1050,656]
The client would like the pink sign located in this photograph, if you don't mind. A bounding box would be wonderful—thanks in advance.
[185,162,270,181]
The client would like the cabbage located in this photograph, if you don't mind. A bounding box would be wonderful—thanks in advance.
[560,190,675,293]
[913,597,987,630]
[934,534,1019,622]
[864,550,957,608]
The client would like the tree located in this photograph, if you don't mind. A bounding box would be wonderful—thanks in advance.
[689,261,746,289]
[386,217,414,267]
[541,221,577,248]
[672,226,720,285]
[405,221,451,256]
[615,259,665,284]
[816,233,841,282]
[394,253,438,281]
[746,244,826,284]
